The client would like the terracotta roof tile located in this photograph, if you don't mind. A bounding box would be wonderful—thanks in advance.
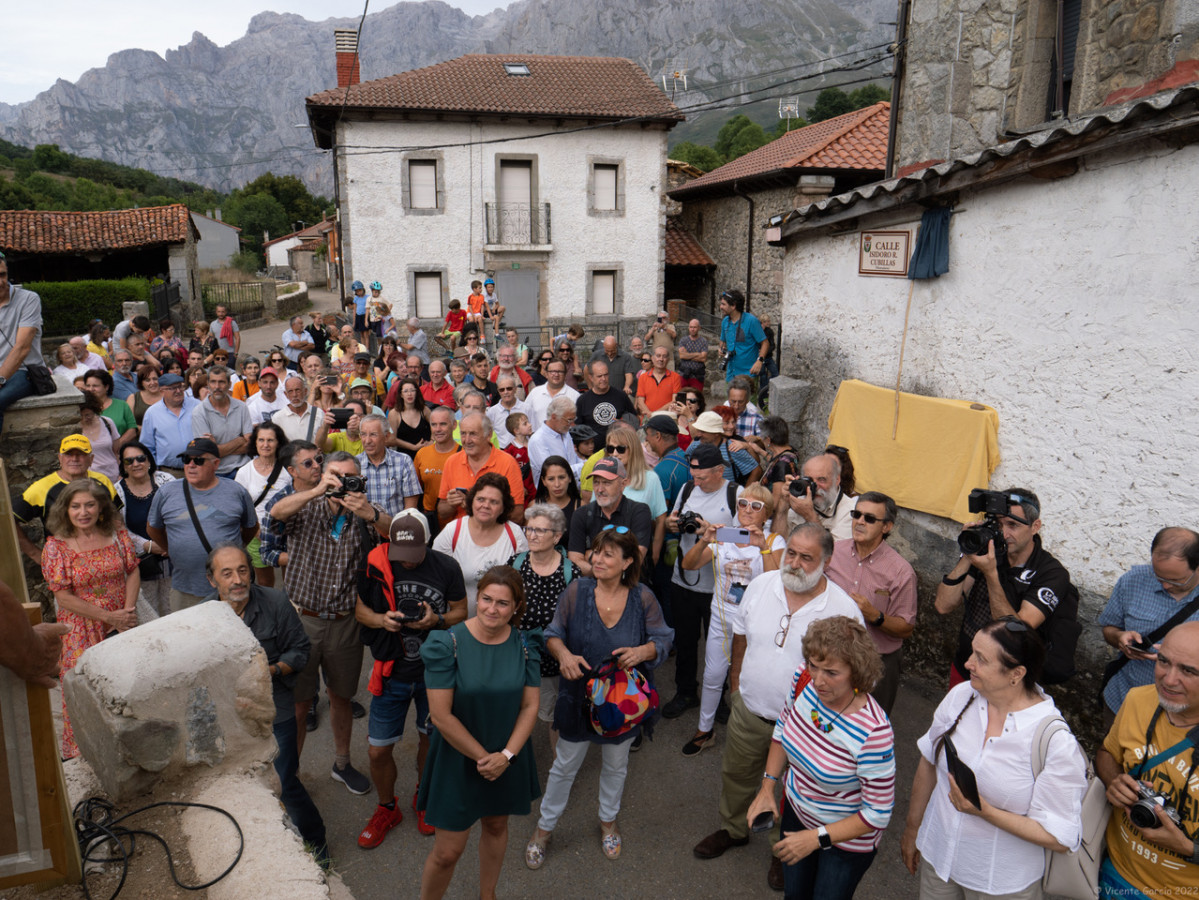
[0,205,193,254]
[307,54,682,123]
[665,219,714,267]
[670,102,890,198]
[292,239,323,251]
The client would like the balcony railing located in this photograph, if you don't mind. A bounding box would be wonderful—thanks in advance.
[485,202,551,246]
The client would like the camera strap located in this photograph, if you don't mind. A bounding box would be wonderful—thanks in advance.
[182,480,214,555]
[1131,705,1197,779]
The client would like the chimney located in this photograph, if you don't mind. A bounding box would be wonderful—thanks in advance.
[214,208,222,222]
[335,29,360,88]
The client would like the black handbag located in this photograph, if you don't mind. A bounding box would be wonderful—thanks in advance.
[26,364,57,396]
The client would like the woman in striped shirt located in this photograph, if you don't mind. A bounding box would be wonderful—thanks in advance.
[747,616,895,900]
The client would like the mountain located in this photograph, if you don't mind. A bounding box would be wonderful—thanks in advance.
[0,0,895,193]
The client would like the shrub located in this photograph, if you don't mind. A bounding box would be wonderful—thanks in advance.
[231,250,260,275]
[27,277,151,337]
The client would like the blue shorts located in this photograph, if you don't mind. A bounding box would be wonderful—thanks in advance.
[368,678,429,747]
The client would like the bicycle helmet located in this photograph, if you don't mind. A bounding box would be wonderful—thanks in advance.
[351,280,365,291]
[483,278,495,286]
[370,281,382,291]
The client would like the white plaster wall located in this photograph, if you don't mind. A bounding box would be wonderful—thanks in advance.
[191,215,241,268]
[267,237,300,269]
[337,118,668,321]
[782,138,1199,598]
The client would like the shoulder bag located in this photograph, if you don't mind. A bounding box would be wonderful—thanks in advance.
[1032,715,1109,900]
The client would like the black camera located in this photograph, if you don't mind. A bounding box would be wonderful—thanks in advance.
[789,476,817,499]
[956,489,1011,560]
[1129,782,1182,830]
[394,595,425,622]
[678,511,702,534]
[328,472,368,498]
[719,351,731,372]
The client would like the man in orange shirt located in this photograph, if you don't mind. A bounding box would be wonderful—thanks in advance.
[413,406,459,539]
[437,412,525,524]
[636,345,683,418]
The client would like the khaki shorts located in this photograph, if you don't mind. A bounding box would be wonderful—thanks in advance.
[294,613,364,703]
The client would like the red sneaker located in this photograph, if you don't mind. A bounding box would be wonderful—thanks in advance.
[416,808,435,836]
[358,800,402,849]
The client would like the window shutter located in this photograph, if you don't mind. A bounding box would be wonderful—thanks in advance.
[414,273,441,318]
[410,161,437,209]
[594,165,618,211]
[593,271,615,315]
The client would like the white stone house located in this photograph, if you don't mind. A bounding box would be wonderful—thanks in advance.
[305,53,683,344]
[768,0,1199,658]
[190,211,241,268]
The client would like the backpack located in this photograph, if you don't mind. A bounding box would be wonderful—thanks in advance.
[585,656,659,738]
[674,480,739,585]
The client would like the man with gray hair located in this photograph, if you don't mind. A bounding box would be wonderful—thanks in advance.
[191,364,252,476]
[692,522,863,891]
[490,343,532,399]
[275,373,326,443]
[282,315,314,368]
[487,373,527,447]
[785,451,856,541]
[438,412,525,523]
[529,395,583,484]
[357,413,422,515]
[399,317,429,367]
[110,348,138,401]
[268,451,393,794]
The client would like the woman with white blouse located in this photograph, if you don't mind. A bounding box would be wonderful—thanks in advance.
[432,472,528,616]
[901,617,1087,900]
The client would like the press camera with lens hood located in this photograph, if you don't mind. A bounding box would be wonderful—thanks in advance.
[956,489,1015,561]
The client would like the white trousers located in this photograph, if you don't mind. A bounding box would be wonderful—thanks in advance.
[537,737,633,830]
[699,601,738,732]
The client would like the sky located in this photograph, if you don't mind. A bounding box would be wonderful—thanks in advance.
[3,0,506,106]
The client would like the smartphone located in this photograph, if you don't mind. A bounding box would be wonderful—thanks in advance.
[1130,636,1156,653]
[323,374,340,386]
[751,810,774,833]
[675,392,688,404]
[943,737,982,809]
[716,526,753,544]
[328,407,354,429]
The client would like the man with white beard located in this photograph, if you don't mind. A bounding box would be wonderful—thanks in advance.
[691,522,864,893]
[785,452,857,540]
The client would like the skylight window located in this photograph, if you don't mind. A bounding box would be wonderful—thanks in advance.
[503,63,531,76]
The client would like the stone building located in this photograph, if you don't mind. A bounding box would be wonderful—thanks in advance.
[305,43,683,348]
[768,0,1199,714]
[666,102,889,324]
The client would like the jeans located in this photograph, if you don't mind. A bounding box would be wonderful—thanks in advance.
[672,586,711,697]
[537,737,633,830]
[781,800,875,900]
[273,717,328,859]
[0,368,34,433]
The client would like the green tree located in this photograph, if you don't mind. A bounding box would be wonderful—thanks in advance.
[234,172,330,230]
[23,173,72,209]
[850,84,891,107]
[670,141,724,172]
[771,116,809,139]
[31,143,72,173]
[224,192,289,257]
[806,88,856,123]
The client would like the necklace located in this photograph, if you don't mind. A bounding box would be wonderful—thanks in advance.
[810,692,858,734]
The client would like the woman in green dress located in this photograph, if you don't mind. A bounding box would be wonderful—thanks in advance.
[418,565,542,900]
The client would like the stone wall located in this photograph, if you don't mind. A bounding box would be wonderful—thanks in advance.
[894,0,1199,172]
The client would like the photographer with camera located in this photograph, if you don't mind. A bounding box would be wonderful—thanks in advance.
[268,450,393,796]
[662,443,744,720]
[935,488,1080,686]
[784,453,856,541]
[1095,621,1199,898]
[355,509,468,847]
[718,289,769,386]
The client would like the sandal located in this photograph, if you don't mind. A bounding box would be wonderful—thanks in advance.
[525,829,550,870]
[681,729,715,758]
[600,821,621,860]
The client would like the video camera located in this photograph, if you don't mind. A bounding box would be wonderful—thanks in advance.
[956,489,1014,560]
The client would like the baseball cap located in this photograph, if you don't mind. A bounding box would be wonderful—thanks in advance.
[349,378,372,390]
[60,434,92,454]
[184,437,220,459]
[644,414,679,436]
[692,411,726,434]
[158,373,185,387]
[592,457,627,481]
[258,367,280,379]
[353,352,372,362]
[689,443,724,470]
[388,509,430,564]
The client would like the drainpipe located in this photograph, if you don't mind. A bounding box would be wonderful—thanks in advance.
[732,181,754,306]
[884,0,911,179]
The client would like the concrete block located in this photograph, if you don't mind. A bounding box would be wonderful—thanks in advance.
[767,375,813,425]
[63,602,276,801]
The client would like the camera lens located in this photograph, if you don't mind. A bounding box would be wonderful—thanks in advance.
[1128,800,1161,830]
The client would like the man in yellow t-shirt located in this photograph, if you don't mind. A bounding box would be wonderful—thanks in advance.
[1097,621,1199,897]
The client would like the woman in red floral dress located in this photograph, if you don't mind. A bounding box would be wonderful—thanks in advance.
[41,479,139,759]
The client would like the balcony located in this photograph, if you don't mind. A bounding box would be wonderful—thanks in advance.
[484,202,551,248]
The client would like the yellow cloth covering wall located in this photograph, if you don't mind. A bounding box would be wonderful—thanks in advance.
[826,379,1000,523]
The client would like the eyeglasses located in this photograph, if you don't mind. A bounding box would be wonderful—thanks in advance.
[123,454,148,464]
[775,613,792,648]
[297,455,325,469]
[1155,569,1199,590]
[606,444,629,454]
[602,525,630,534]
[182,455,216,466]
[737,498,767,511]
[558,348,573,354]
[525,526,558,538]
[849,509,888,524]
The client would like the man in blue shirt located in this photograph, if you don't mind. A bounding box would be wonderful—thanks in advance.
[141,373,199,471]
[1099,527,1199,724]
[110,349,138,401]
[718,289,768,384]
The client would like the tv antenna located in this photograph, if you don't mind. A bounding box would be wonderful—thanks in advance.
[660,60,688,97]
[778,96,800,130]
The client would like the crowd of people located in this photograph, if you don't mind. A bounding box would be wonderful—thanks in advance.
[1,259,1196,900]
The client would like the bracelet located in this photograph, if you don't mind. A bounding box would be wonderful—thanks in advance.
[761,549,772,556]
[942,572,967,586]
[762,772,779,782]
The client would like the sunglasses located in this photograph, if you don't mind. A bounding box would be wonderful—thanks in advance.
[737,498,767,511]
[685,396,700,404]
[998,616,1030,633]
[123,454,148,464]
[606,444,629,454]
[297,454,326,469]
[640,357,652,363]
[602,525,630,534]
[181,455,216,466]
[849,509,887,524]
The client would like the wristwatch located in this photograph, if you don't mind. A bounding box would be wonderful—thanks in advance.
[872,610,886,628]
[816,825,832,850]
[0,375,7,387]
[501,748,515,763]
[371,506,380,523]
